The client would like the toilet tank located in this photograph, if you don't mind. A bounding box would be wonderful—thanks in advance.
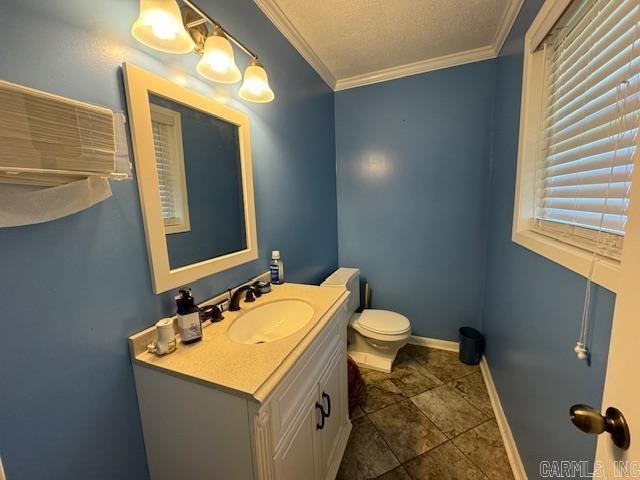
[321,268,360,316]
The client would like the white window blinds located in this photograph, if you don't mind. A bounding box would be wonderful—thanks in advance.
[150,104,190,234]
[152,120,179,223]
[535,0,640,259]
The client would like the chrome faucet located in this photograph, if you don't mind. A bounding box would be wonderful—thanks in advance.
[229,285,262,311]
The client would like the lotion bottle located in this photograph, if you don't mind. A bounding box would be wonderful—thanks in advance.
[176,289,202,344]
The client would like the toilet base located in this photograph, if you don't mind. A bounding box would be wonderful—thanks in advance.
[348,347,396,373]
[347,328,409,373]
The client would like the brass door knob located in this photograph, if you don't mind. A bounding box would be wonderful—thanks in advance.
[570,404,631,450]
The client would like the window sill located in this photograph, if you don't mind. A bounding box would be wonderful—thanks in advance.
[165,224,191,235]
[512,229,620,293]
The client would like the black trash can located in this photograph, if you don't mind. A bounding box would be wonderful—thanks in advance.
[459,327,485,365]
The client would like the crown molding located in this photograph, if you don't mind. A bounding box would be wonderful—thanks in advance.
[492,0,526,56]
[252,0,336,89]
[334,46,496,91]
[254,0,524,92]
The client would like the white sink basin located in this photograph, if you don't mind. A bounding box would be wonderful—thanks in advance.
[227,299,314,344]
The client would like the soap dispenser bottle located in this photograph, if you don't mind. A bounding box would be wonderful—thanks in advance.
[176,288,202,344]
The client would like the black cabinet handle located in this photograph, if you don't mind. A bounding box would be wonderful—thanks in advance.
[315,402,326,430]
[322,392,331,418]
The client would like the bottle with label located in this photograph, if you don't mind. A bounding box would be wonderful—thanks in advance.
[176,288,202,344]
[270,250,285,285]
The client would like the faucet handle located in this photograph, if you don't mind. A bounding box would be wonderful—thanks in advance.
[245,289,257,303]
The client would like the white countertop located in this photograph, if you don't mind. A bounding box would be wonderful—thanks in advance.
[129,283,348,403]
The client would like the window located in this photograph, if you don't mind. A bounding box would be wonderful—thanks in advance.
[514,0,640,292]
[150,103,190,234]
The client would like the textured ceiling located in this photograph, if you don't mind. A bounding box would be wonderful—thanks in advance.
[267,0,512,82]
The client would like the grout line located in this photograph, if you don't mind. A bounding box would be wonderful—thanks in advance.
[449,417,495,442]
[362,395,450,473]
[352,346,497,478]
[450,439,492,480]
[447,418,500,479]
[451,368,483,381]
[436,369,507,478]
[363,411,405,476]
[454,417,513,480]
[395,437,492,480]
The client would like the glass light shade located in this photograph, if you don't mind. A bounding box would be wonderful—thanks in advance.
[239,61,275,103]
[132,0,195,54]
[196,34,242,84]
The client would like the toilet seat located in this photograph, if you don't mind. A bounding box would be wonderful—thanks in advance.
[354,309,411,335]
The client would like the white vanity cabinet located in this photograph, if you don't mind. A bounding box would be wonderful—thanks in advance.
[271,341,347,480]
[132,295,351,480]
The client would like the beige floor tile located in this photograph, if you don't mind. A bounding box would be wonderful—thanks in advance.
[342,347,514,480]
[404,442,489,480]
[389,361,442,397]
[358,370,405,413]
[368,400,447,463]
[453,420,514,480]
[350,405,366,420]
[375,466,411,480]
[451,371,494,416]
[337,417,400,480]
[424,349,479,382]
[410,384,488,437]
[400,345,480,383]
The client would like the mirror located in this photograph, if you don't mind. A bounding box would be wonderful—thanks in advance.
[149,94,247,269]
[123,64,258,293]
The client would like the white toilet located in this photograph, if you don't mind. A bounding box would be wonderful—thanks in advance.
[322,268,411,373]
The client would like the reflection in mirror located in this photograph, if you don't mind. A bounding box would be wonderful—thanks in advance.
[148,94,247,270]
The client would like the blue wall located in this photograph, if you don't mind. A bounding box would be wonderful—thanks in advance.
[335,61,496,340]
[0,1,337,478]
[482,0,615,475]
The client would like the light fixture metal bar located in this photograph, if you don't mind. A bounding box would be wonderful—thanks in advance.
[181,0,258,59]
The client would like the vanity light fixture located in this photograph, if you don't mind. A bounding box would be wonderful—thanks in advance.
[239,59,275,103]
[132,0,195,54]
[131,0,275,102]
[196,26,242,84]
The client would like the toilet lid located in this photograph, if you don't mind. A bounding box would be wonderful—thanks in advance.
[357,309,411,335]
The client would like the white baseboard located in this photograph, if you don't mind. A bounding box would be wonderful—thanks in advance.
[409,335,459,352]
[480,358,528,480]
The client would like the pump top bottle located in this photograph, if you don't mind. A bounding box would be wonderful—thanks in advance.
[176,288,202,344]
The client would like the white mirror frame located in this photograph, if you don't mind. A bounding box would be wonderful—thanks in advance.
[123,63,258,293]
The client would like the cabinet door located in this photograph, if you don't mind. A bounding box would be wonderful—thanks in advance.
[317,345,348,477]
[273,390,323,480]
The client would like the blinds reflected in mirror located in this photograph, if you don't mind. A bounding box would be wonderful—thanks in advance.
[150,103,190,235]
[152,121,177,221]
[535,0,640,259]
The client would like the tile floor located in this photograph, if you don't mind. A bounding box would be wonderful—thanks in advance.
[338,344,514,480]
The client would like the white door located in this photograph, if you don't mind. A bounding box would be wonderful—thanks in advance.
[592,152,640,474]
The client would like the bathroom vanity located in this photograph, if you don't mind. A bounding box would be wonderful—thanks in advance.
[129,283,351,480]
